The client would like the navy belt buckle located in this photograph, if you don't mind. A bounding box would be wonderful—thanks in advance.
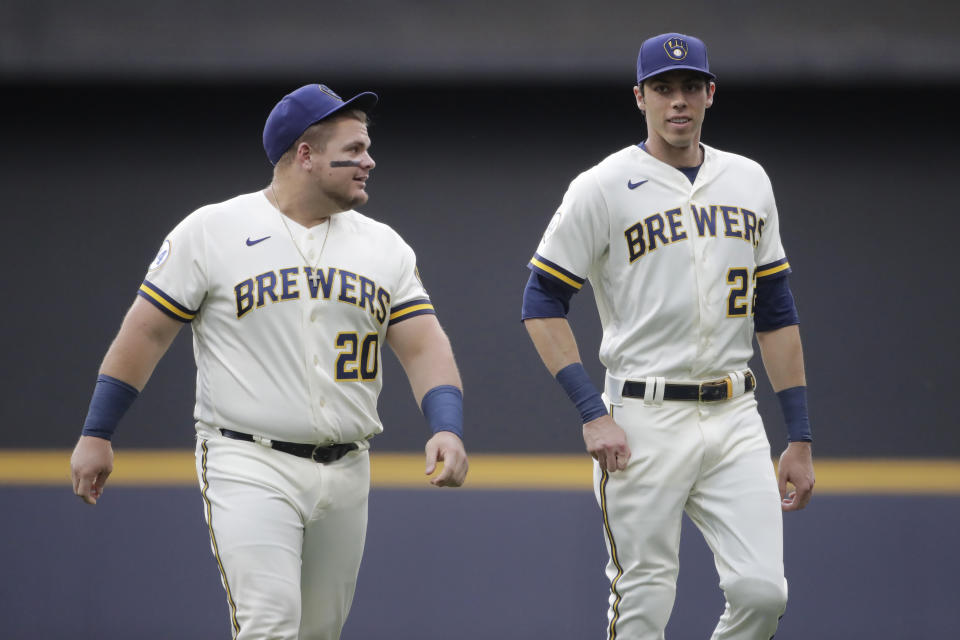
[698,378,729,402]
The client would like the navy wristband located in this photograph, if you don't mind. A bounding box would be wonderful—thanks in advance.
[555,363,608,424]
[81,374,140,441]
[421,385,464,439]
[777,386,812,443]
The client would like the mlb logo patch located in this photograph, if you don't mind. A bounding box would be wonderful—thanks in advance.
[664,38,688,61]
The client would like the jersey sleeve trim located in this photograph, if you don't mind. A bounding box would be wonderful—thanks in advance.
[756,258,792,280]
[529,253,585,291]
[388,298,436,325]
[137,280,197,322]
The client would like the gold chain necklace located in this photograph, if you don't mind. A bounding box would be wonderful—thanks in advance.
[270,183,332,288]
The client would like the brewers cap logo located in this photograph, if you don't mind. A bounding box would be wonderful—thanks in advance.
[318,84,343,102]
[664,38,688,61]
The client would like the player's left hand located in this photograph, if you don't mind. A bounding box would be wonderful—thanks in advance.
[425,431,468,487]
[777,441,815,511]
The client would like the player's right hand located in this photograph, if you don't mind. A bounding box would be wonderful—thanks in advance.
[70,435,115,505]
[583,415,631,472]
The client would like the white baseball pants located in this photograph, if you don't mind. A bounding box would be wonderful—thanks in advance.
[595,391,787,640]
[195,434,370,640]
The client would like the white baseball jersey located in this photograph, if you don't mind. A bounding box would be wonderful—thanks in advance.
[139,190,433,445]
[530,143,790,381]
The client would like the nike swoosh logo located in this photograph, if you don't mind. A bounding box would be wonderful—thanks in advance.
[627,179,648,189]
[246,236,271,246]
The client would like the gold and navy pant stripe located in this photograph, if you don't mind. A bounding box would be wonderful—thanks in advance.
[599,468,625,640]
[200,441,241,638]
[388,298,435,325]
[138,279,198,322]
[529,253,585,292]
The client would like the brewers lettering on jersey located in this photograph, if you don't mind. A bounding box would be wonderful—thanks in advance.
[137,195,433,446]
[522,33,815,640]
[71,83,469,640]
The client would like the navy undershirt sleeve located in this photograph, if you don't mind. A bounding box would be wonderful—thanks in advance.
[521,271,575,320]
[754,275,800,332]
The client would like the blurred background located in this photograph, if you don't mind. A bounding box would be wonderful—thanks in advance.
[2,1,958,638]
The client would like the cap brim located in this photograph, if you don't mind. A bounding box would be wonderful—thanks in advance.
[638,66,717,83]
[303,91,379,132]
[337,91,378,116]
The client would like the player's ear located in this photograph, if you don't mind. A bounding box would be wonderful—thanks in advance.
[705,82,716,109]
[295,142,313,170]
[634,85,645,114]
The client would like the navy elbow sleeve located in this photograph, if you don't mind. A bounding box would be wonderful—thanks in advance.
[521,271,574,320]
[754,276,799,332]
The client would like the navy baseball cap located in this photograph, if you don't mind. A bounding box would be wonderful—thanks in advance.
[636,33,716,85]
[263,83,378,165]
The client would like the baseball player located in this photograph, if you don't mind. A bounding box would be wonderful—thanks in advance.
[522,34,815,639]
[70,83,469,640]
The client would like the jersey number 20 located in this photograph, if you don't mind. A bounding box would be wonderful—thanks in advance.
[335,332,380,381]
